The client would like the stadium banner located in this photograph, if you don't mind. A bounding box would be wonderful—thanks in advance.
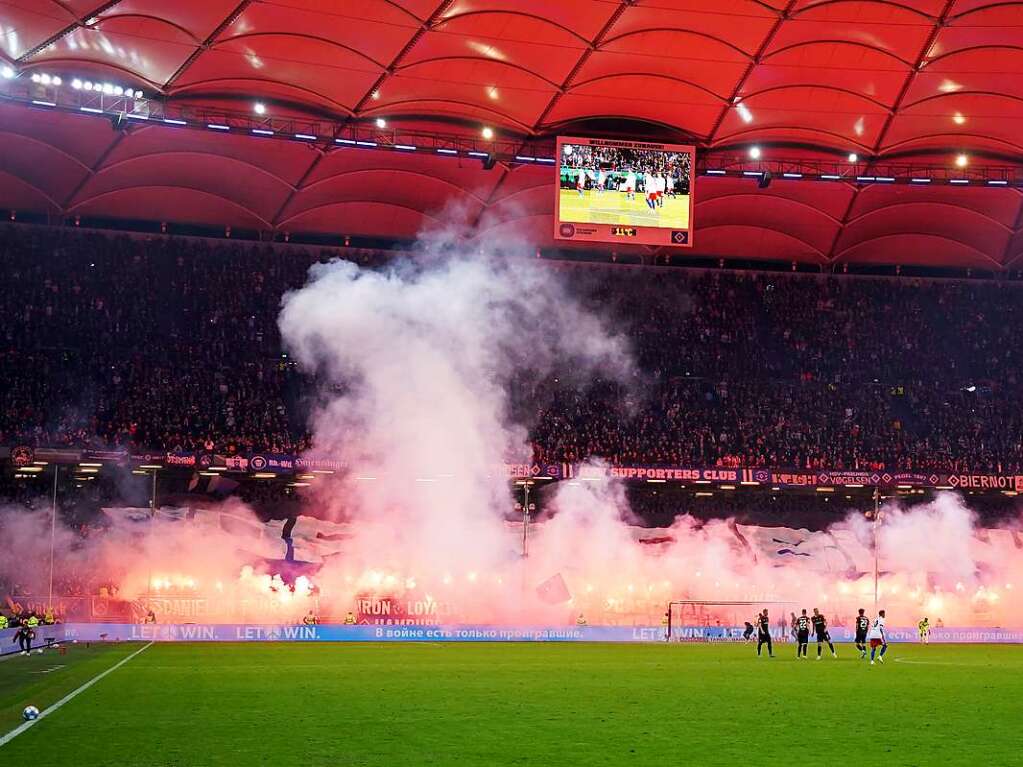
[564,463,1023,491]
[571,465,743,483]
[8,445,1023,489]
[56,623,1023,644]
[61,623,662,643]
[77,448,568,480]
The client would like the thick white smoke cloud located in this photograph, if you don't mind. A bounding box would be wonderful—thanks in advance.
[276,215,633,620]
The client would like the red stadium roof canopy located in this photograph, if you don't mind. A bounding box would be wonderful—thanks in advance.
[2,0,1023,268]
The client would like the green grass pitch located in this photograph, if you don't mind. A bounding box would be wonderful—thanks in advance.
[2,642,1022,765]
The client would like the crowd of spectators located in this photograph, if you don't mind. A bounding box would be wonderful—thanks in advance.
[529,266,1023,473]
[3,224,1023,473]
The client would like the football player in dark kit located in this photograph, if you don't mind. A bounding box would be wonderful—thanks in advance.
[795,609,811,658]
[811,608,837,659]
[743,620,756,642]
[854,608,870,659]
[756,609,774,657]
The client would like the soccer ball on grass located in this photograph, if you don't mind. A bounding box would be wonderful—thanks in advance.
[23,705,40,721]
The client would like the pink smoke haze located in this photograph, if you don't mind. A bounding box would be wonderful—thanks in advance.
[3,219,1021,628]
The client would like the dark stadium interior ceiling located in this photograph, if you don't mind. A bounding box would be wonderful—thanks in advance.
[2,0,1023,267]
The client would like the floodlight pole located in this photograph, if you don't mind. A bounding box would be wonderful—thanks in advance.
[146,468,159,601]
[873,487,881,612]
[521,482,530,558]
[47,465,59,610]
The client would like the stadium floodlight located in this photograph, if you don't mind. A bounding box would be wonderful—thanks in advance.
[910,177,931,183]
[356,140,377,147]
[113,85,122,95]
[335,138,356,145]
[1,66,14,79]
[253,102,266,115]
[468,151,489,158]
[988,180,1009,186]
[375,117,386,128]
[163,118,187,126]
[950,178,969,185]
[294,133,317,140]
[102,82,114,94]
[252,128,274,136]
[437,148,458,155]
[71,78,83,89]
[956,153,968,167]
[207,123,230,131]
[80,106,103,114]
[83,81,94,91]
[395,144,417,150]
[820,173,841,180]
[782,172,803,179]
[875,176,895,182]
[516,155,536,162]
[736,102,753,123]
[848,152,858,162]
[705,169,726,175]
[748,145,761,159]
[742,170,762,177]
[856,175,876,182]
[31,100,56,107]
[52,76,62,86]
[31,73,41,83]
[481,126,494,139]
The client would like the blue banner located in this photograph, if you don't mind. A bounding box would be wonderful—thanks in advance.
[54,623,1023,644]
[62,623,662,643]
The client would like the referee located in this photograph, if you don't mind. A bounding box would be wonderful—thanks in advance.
[756,609,774,658]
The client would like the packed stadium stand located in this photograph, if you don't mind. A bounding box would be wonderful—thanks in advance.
[3,224,1022,473]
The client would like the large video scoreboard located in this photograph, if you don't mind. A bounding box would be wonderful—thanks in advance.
[554,136,695,248]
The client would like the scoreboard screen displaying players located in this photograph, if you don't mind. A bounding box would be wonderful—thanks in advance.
[554,136,694,248]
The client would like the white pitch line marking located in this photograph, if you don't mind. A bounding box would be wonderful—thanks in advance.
[0,642,153,747]
[32,665,66,674]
